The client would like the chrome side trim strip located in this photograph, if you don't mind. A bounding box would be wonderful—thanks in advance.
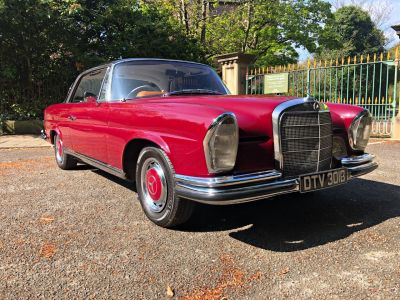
[64,148,128,180]
[175,170,282,188]
[341,153,375,165]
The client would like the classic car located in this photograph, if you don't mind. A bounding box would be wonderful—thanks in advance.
[42,58,378,227]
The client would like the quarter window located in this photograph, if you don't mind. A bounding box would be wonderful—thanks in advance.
[70,68,107,103]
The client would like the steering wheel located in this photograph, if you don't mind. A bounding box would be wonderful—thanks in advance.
[125,85,161,99]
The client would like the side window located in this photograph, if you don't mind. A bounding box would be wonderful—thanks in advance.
[70,68,107,103]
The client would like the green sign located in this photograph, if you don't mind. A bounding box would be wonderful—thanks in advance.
[264,73,289,94]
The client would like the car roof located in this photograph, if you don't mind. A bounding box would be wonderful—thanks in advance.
[82,58,209,75]
[111,58,209,67]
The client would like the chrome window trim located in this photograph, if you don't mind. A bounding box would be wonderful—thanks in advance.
[203,112,239,174]
[104,63,115,102]
[97,66,111,103]
[66,65,110,104]
[271,97,330,171]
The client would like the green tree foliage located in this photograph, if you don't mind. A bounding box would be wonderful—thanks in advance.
[0,0,204,119]
[317,5,385,59]
[162,0,332,66]
[210,0,332,66]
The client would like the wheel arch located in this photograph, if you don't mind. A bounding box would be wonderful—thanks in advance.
[122,138,170,181]
[49,128,61,144]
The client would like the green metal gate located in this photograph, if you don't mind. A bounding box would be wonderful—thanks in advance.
[246,50,399,137]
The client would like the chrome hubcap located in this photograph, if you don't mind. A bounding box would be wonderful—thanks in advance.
[55,136,64,163]
[141,158,167,213]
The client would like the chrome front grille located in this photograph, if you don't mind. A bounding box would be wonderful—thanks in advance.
[280,110,333,177]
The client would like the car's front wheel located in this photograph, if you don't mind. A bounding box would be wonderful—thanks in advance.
[54,134,77,170]
[136,147,194,228]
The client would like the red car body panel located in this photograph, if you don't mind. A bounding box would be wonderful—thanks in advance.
[44,94,363,177]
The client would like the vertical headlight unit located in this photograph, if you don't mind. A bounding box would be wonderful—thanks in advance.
[203,112,239,173]
[348,110,372,151]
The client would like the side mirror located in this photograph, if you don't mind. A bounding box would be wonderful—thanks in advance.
[84,91,97,103]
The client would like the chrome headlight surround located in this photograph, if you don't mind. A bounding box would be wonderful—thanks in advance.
[203,112,239,173]
[348,110,372,151]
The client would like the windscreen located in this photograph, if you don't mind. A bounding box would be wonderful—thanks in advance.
[111,60,228,100]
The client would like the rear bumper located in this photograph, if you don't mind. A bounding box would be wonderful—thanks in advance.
[175,153,378,205]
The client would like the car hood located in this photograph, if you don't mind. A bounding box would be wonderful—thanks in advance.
[143,94,298,138]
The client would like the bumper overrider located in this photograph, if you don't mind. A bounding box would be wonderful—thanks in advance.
[175,153,377,205]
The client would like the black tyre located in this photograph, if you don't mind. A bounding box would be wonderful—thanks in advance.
[136,147,195,228]
[54,134,77,170]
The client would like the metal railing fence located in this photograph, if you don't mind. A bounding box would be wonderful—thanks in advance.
[246,49,399,137]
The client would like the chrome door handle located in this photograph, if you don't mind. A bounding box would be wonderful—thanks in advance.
[68,115,76,121]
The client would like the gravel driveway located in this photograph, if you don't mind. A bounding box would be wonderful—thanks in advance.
[0,142,399,299]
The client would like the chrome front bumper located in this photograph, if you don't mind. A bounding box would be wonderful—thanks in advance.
[175,153,378,205]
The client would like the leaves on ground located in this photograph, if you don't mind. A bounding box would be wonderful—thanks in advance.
[39,243,56,258]
[182,254,263,300]
[39,216,54,225]
[167,285,174,298]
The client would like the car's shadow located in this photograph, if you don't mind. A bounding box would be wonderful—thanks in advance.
[182,178,400,252]
[71,165,137,191]
[83,166,400,252]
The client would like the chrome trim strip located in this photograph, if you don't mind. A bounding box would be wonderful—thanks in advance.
[341,153,375,165]
[281,134,332,141]
[281,122,332,127]
[64,148,128,180]
[283,145,331,153]
[175,170,282,188]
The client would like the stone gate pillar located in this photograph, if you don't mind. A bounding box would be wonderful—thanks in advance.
[216,52,255,95]
[390,25,400,139]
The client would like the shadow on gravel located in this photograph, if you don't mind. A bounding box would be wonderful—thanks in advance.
[183,178,400,252]
[91,169,137,192]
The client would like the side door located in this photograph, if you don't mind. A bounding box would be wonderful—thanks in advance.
[67,67,109,163]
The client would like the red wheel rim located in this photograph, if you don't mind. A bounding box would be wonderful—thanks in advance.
[145,168,162,201]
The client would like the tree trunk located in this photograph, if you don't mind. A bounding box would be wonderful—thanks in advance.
[200,0,208,45]
[180,0,190,34]
[242,1,253,52]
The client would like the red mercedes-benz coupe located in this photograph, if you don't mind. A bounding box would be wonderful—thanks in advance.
[42,59,377,227]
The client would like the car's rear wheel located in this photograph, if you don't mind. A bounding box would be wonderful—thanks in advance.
[136,147,194,228]
[54,134,77,170]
